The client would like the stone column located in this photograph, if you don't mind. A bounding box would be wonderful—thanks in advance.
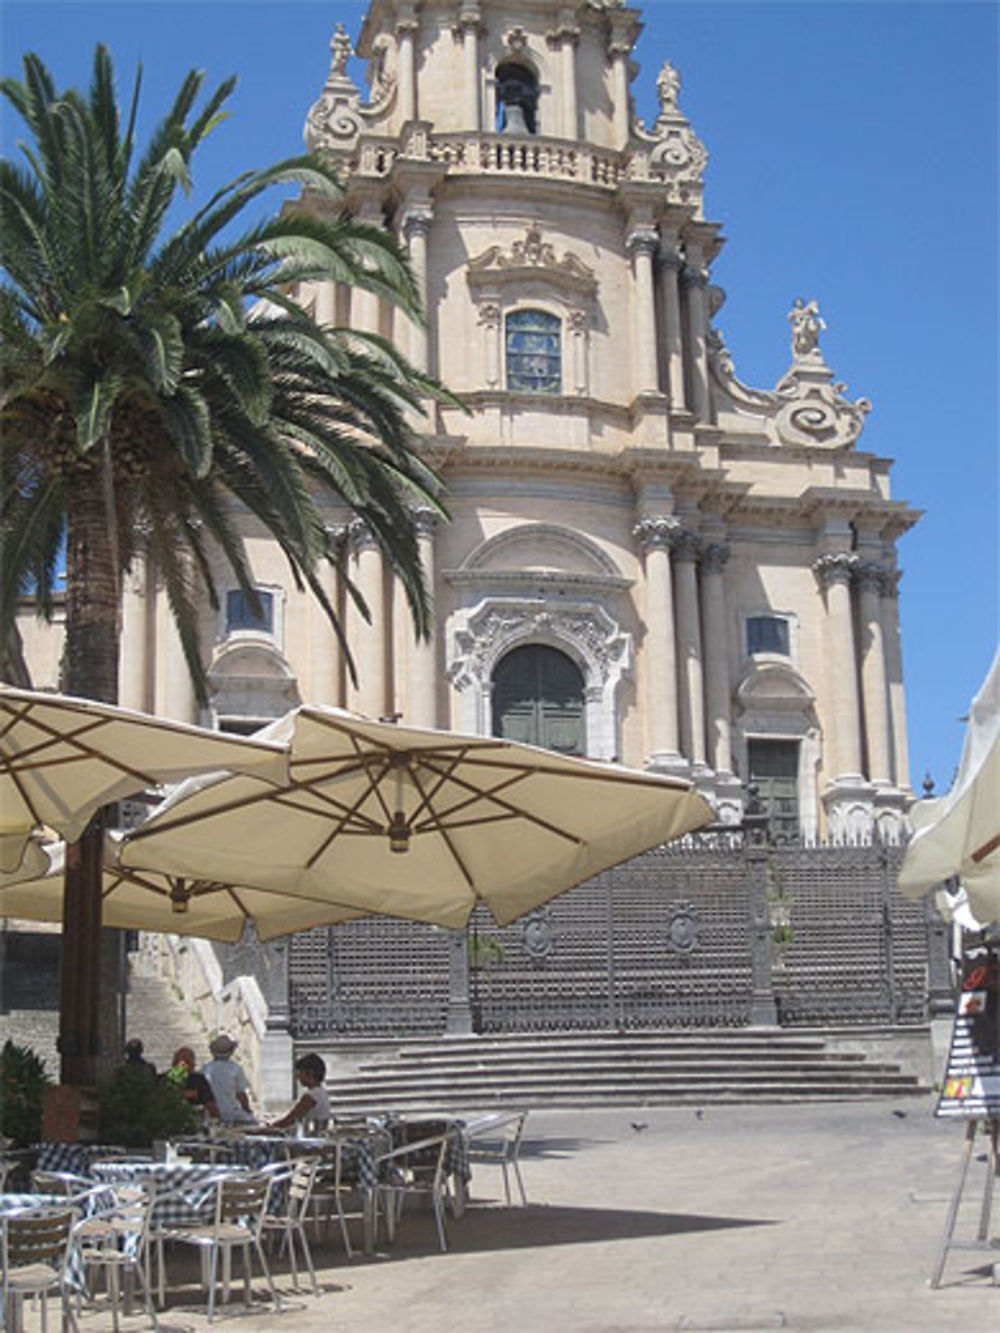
[119,551,152,714]
[881,569,910,790]
[634,517,682,769]
[673,531,706,767]
[345,521,387,719]
[857,561,893,785]
[627,227,660,397]
[314,278,336,328]
[154,562,197,724]
[350,199,384,335]
[457,7,481,129]
[657,241,687,409]
[308,527,344,707]
[700,542,732,774]
[408,508,439,729]
[608,30,632,145]
[396,11,418,124]
[680,258,711,421]
[402,206,432,373]
[814,553,864,781]
[554,10,579,139]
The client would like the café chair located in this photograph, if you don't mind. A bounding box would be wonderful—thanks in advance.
[374,1131,452,1253]
[1,1205,80,1333]
[260,1158,321,1294]
[154,1172,280,1323]
[75,1194,160,1332]
[463,1110,529,1205]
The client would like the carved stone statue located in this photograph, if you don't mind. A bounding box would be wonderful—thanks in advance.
[656,61,681,114]
[788,298,825,358]
[329,23,353,78]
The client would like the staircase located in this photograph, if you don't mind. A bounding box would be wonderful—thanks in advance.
[123,953,209,1072]
[315,1029,929,1111]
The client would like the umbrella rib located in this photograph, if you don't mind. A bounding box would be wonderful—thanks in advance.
[407,765,477,888]
[416,757,586,846]
[1,712,160,787]
[304,752,391,870]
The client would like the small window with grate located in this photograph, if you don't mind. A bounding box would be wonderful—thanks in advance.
[226,588,274,635]
[746,615,790,657]
[505,309,561,394]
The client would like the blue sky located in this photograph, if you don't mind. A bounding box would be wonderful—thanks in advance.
[3,0,997,795]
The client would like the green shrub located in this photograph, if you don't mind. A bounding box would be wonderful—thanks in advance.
[97,1065,198,1148]
[1,1039,52,1147]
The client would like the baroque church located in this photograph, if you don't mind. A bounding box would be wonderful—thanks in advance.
[18,0,920,842]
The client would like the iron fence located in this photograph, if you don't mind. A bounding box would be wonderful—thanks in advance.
[284,833,951,1040]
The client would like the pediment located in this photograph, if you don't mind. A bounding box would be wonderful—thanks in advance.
[462,525,620,579]
[736,660,815,711]
[466,226,597,298]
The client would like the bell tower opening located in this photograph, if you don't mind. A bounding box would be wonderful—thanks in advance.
[495,62,539,135]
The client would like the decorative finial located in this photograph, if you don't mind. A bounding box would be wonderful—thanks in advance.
[922,771,936,798]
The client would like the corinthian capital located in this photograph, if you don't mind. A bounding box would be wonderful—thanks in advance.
[701,542,730,574]
[813,552,857,587]
[347,519,378,555]
[634,516,681,552]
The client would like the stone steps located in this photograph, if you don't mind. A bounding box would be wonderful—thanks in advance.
[313,1029,928,1111]
[122,958,208,1073]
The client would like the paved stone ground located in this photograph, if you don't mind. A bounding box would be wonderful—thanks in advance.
[70,1095,1000,1332]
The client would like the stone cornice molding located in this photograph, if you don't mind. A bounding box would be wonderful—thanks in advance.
[445,568,632,595]
[466,225,598,297]
[462,521,623,579]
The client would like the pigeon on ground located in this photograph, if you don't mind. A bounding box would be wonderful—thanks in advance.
[630,1121,648,1133]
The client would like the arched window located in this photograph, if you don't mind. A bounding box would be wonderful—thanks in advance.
[505,309,561,394]
[495,61,539,134]
[492,644,585,755]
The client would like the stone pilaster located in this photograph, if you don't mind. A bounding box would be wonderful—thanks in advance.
[634,517,683,771]
[673,530,706,768]
[395,6,418,124]
[456,6,482,130]
[627,226,661,398]
[408,507,439,729]
[881,568,911,792]
[402,205,433,372]
[308,525,345,707]
[657,240,687,409]
[680,259,710,421]
[857,561,892,785]
[548,9,579,139]
[119,550,152,714]
[154,558,197,724]
[345,521,387,719]
[700,541,732,775]
[607,19,633,146]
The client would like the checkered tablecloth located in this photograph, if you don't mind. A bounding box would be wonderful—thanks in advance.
[90,1162,246,1228]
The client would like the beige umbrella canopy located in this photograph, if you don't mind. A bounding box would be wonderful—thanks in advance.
[898,650,1000,925]
[121,706,715,929]
[0,834,368,943]
[0,685,288,872]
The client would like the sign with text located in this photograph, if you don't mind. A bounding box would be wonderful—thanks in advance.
[936,941,1000,1118]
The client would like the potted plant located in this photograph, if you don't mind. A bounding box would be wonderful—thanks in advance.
[1,1039,52,1147]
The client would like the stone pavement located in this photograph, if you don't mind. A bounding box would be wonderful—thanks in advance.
[120,1096,999,1332]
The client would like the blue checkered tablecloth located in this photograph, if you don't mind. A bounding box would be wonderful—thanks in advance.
[90,1162,246,1228]
[0,1192,87,1289]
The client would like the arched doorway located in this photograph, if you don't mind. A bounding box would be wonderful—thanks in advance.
[491,644,585,755]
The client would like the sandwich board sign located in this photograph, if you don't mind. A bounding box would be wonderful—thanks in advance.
[935,939,1000,1118]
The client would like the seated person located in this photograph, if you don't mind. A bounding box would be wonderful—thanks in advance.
[123,1037,157,1078]
[201,1034,255,1124]
[170,1046,218,1118]
[267,1054,330,1132]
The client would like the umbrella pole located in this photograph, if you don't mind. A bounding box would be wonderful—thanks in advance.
[58,809,107,1087]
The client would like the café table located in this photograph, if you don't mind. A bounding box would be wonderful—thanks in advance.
[0,1191,88,1292]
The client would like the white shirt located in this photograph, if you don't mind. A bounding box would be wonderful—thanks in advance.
[201,1057,254,1122]
[302,1083,331,1126]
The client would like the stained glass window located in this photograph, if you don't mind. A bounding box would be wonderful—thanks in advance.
[505,310,561,394]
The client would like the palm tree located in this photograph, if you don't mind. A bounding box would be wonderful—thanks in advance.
[0,47,452,1085]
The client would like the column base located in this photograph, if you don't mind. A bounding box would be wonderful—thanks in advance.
[822,776,876,842]
[645,752,692,781]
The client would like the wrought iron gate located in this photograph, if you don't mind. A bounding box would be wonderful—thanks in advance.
[285,835,951,1039]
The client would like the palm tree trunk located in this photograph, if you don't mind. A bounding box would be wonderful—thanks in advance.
[59,460,122,1087]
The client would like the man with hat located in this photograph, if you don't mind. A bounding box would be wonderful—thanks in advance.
[201,1034,255,1123]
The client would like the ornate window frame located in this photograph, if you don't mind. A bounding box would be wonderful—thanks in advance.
[733,660,820,840]
[466,226,596,396]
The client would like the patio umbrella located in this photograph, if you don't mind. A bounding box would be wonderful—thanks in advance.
[120,706,714,929]
[898,650,1000,925]
[0,833,368,943]
[0,684,289,871]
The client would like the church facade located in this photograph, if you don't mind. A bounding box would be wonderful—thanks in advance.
[17,0,920,841]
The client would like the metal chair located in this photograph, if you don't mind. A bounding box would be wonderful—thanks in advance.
[1,1206,80,1333]
[260,1158,321,1294]
[463,1110,529,1205]
[154,1172,280,1323]
[304,1137,366,1259]
[75,1193,160,1332]
[374,1130,452,1253]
